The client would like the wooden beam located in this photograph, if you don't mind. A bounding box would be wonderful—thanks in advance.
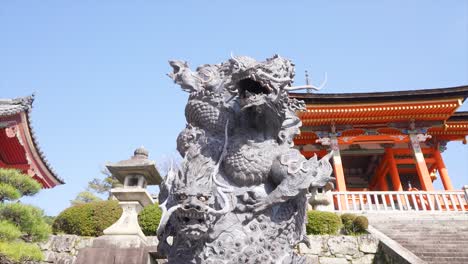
[396,158,435,165]
[393,148,433,155]
[301,150,328,158]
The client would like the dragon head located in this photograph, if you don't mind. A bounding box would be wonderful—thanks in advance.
[171,183,217,240]
[230,55,295,110]
[158,153,229,244]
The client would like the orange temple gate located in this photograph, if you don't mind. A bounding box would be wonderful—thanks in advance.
[290,86,468,212]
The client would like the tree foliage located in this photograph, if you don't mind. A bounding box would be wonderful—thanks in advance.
[87,168,121,195]
[70,191,102,206]
[0,241,43,262]
[0,169,46,262]
[0,169,41,202]
[138,203,162,236]
[70,168,121,205]
[0,203,51,242]
[0,220,21,242]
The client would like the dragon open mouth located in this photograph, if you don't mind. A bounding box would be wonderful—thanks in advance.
[177,208,206,224]
[237,76,272,109]
[175,208,212,239]
[238,78,270,99]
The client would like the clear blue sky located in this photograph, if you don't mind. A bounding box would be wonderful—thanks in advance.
[1,1,467,216]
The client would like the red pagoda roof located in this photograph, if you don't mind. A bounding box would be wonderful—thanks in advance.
[0,95,64,188]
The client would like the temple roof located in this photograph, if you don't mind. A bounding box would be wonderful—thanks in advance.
[290,85,468,104]
[0,96,34,116]
[0,94,64,187]
[448,111,468,122]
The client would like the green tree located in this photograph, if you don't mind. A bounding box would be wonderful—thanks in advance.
[0,169,47,262]
[0,169,41,203]
[70,168,121,205]
[70,191,102,206]
[87,168,121,196]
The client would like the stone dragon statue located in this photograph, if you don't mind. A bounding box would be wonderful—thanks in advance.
[157,55,334,264]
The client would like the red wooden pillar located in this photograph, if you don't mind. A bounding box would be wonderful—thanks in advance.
[331,136,346,191]
[432,148,454,190]
[386,148,403,191]
[409,134,434,191]
[370,153,388,190]
[331,135,347,210]
[378,167,390,191]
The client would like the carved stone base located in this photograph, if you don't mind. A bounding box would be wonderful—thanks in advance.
[102,201,147,243]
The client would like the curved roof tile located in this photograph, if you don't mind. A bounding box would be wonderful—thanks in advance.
[0,94,64,186]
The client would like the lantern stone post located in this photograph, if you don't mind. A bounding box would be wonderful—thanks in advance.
[93,147,162,248]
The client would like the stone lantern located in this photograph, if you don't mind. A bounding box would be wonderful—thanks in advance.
[94,147,162,248]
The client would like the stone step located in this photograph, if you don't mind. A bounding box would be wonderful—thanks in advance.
[397,240,466,246]
[378,229,468,233]
[374,223,468,227]
[369,215,468,263]
[378,225,468,228]
[392,239,468,244]
[381,230,468,233]
[386,232,468,236]
[388,236,468,242]
[415,252,468,258]
[409,247,468,253]
[423,257,468,264]
[375,223,468,227]
[371,222,468,226]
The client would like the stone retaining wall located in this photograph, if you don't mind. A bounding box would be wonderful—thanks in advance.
[298,235,380,264]
[38,235,95,264]
[38,234,380,264]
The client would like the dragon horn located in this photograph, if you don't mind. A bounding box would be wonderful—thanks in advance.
[285,72,328,91]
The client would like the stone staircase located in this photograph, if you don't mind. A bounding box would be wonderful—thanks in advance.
[366,212,468,264]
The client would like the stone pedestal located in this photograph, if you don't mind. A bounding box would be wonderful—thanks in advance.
[104,202,144,238]
[92,201,147,248]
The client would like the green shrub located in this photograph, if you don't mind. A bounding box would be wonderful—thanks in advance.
[306,211,342,235]
[352,216,369,234]
[0,203,50,242]
[341,213,357,234]
[0,241,43,262]
[0,220,21,242]
[42,215,55,226]
[53,200,122,236]
[341,213,368,235]
[138,204,162,236]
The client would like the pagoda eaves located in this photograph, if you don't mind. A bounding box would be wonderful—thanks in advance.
[0,95,63,188]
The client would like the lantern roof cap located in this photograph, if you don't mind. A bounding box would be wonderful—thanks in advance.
[106,147,162,185]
